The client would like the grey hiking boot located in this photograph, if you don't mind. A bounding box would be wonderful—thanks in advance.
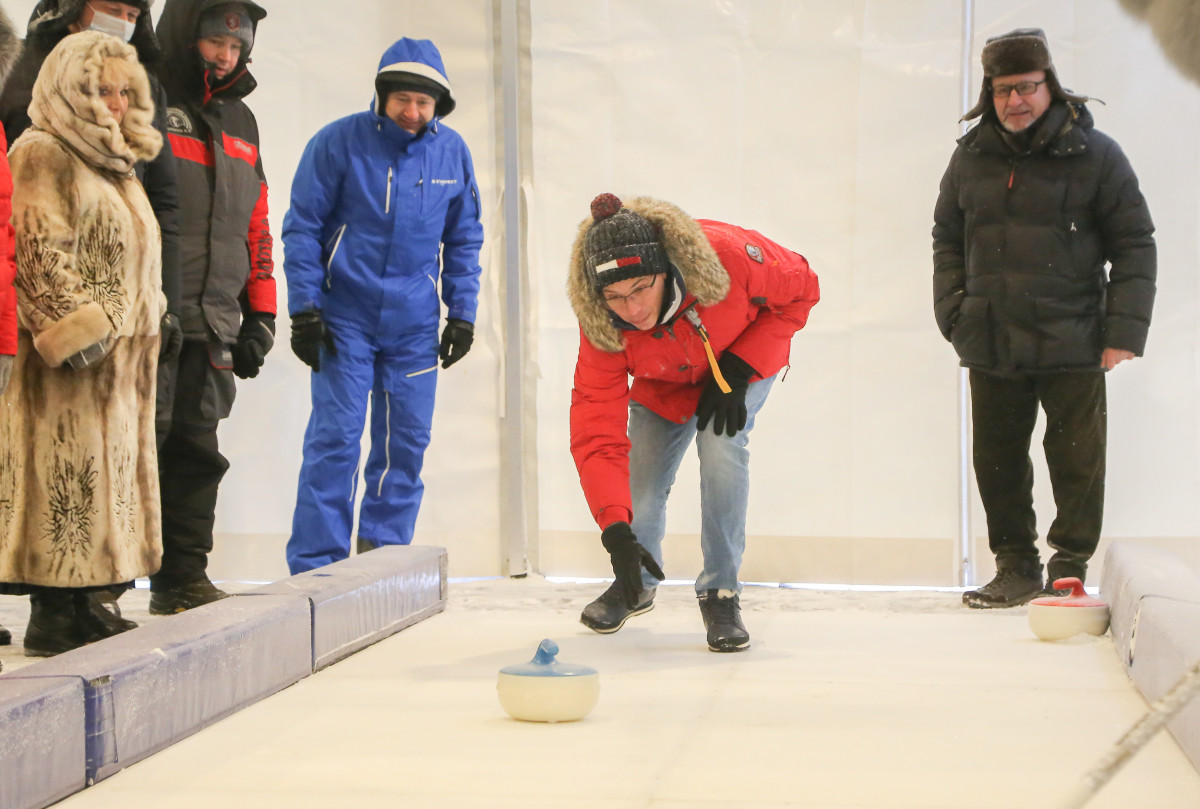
[963,557,1043,609]
[698,590,750,652]
[580,581,656,633]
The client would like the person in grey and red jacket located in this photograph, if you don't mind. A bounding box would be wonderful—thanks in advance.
[933,28,1156,609]
[151,0,276,614]
[568,194,819,652]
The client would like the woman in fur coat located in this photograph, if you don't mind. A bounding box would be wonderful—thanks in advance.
[0,30,164,656]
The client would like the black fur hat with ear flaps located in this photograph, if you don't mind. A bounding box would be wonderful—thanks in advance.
[962,28,1089,121]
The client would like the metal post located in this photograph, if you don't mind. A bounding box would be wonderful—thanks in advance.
[499,0,533,576]
[957,0,976,587]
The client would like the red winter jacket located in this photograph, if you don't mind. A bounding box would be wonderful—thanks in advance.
[568,203,819,529]
[0,124,16,356]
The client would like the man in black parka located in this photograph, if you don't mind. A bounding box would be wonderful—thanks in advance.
[151,0,275,614]
[933,28,1157,608]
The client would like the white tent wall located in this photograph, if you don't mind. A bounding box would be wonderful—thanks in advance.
[529,0,1200,585]
[2,0,1197,587]
[2,0,507,581]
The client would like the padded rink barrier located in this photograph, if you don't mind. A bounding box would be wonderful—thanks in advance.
[248,545,447,670]
[0,677,86,809]
[0,545,447,808]
[1101,541,1200,772]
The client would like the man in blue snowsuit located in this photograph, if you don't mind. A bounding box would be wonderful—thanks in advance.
[283,37,483,574]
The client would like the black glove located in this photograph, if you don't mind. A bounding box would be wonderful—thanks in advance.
[694,351,758,437]
[232,312,276,379]
[600,521,665,609]
[159,313,183,365]
[439,318,474,369]
[290,310,336,372]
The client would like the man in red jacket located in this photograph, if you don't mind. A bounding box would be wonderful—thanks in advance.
[568,194,819,651]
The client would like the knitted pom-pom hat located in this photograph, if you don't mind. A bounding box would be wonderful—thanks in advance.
[583,193,672,292]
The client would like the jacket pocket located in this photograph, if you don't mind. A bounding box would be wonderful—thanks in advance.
[950,295,994,367]
[1035,297,1101,368]
[324,224,347,291]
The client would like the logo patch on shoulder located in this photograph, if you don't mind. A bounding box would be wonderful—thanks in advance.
[745,243,764,263]
[166,107,192,134]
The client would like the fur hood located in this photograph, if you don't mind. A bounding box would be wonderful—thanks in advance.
[1118,0,1200,86]
[28,30,161,174]
[27,0,162,66]
[567,196,730,353]
[0,5,21,91]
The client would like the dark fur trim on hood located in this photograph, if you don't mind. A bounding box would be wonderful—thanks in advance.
[1118,0,1200,87]
[0,6,22,91]
[567,196,729,354]
[28,0,162,66]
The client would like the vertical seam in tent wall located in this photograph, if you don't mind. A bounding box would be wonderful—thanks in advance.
[958,0,975,587]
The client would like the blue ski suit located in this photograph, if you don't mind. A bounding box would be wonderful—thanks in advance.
[283,38,483,574]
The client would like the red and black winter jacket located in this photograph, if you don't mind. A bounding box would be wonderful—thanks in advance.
[156,0,275,344]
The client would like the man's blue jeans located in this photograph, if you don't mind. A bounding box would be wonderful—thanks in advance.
[628,376,775,594]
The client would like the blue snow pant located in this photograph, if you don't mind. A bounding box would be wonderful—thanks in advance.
[286,317,439,574]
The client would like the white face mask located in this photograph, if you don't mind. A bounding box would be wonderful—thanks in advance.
[88,9,137,44]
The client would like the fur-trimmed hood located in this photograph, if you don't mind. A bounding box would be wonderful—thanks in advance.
[28,30,162,174]
[567,196,730,353]
[0,6,21,92]
[27,0,162,66]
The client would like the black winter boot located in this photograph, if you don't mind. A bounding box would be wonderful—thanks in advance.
[1041,557,1089,597]
[75,591,138,642]
[963,556,1043,609]
[149,577,229,615]
[580,581,656,633]
[698,590,750,652]
[24,588,88,657]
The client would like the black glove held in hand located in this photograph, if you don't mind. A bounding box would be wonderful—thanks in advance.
[159,313,183,365]
[600,521,666,609]
[694,351,758,437]
[439,318,474,369]
[290,310,336,372]
[233,313,276,379]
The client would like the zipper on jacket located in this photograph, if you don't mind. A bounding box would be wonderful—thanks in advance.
[385,167,393,214]
[325,224,347,290]
[1007,164,1015,189]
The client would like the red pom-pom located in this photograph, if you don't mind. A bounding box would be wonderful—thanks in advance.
[590,193,623,222]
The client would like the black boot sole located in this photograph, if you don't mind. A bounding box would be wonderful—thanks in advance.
[580,601,655,634]
[962,590,1041,609]
[708,638,751,653]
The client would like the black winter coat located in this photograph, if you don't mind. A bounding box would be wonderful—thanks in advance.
[932,101,1156,373]
[0,0,182,317]
[156,0,275,344]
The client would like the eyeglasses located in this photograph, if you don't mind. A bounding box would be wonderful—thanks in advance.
[603,274,660,305]
[991,80,1046,98]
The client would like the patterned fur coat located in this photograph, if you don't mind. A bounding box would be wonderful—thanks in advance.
[0,31,164,589]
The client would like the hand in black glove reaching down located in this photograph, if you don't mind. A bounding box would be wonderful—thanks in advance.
[290,310,336,372]
[694,351,758,437]
[601,521,665,609]
[439,318,474,369]
[159,313,183,365]
[232,313,275,379]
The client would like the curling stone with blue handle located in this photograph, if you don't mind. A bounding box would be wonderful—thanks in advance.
[497,639,600,722]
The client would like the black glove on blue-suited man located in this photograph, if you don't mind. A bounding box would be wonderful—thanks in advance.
[439,318,474,368]
[290,310,336,372]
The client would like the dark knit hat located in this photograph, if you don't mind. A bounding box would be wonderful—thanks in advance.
[584,194,672,292]
[963,28,1088,120]
[198,3,254,53]
[376,74,445,104]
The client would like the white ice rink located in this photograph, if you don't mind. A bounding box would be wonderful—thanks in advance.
[12,576,1196,809]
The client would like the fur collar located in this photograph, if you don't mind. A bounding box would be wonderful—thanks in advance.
[567,196,729,353]
[27,30,161,174]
